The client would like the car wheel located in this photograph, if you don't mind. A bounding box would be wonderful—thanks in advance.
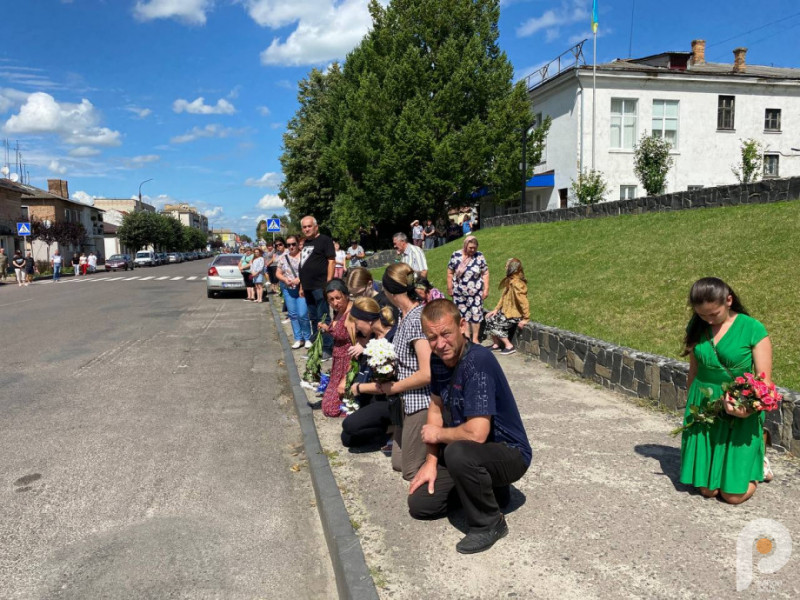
[207,289,214,298]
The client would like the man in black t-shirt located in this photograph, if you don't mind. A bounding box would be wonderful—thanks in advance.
[408,299,531,554]
[299,216,336,357]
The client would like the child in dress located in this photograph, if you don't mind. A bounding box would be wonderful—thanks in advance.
[678,277,774,504]
[333,239,347,280]
[485,258,530,355]
[318,279,354,417]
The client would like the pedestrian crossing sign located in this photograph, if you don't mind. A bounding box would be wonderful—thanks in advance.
[267,218,281,233]
[17,222,31,236]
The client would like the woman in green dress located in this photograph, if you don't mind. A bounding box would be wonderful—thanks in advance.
[678,277,774,504]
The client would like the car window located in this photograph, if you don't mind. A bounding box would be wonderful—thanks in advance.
[136,252,151,258]
[109,255,123,260]
[213,255,242,266]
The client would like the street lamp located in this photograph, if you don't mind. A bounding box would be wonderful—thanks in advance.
[138,178,153,204]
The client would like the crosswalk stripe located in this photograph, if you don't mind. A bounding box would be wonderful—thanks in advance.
[122,276,140,281]
[106,277,124,281]
[155,276,170,280]
[92,277,111,281]
[203,276,207,280]
[139,276,154,281]
[187,276,197,280]
[170,276,183,281]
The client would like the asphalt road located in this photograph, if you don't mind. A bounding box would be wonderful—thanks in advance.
[0,261,335,599]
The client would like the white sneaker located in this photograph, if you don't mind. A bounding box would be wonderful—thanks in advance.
[291,340,303,349]
[282,318,291,324]
[304,340,313,349]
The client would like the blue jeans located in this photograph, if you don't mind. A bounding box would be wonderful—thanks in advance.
[53,265,61,281]
[305,287,333,354]
[282,285,312,342]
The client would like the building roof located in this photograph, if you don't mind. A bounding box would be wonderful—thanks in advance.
[16,182,105,211]
[0,178,28,195]
[103,223,119,234]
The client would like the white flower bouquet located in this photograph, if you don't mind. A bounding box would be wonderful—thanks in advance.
[363,338,396,383]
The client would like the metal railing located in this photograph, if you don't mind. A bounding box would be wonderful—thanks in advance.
[523,40,587,91]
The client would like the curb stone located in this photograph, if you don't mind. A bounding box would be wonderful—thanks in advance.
[268,301,379,600]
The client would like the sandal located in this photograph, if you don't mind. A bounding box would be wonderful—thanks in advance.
[763,457,774,483]
[490,344,500,351]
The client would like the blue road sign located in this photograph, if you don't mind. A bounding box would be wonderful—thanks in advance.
[16,222,31,236]
[266,218,281,233]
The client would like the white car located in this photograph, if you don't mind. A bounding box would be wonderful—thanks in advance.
[134,251,157,267]
[206,253,245,298]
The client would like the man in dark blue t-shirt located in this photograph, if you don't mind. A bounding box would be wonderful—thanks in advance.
[409,299,531,554]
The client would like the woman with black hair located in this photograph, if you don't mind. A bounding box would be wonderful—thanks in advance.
[678,277,774,504]
[318,278,354,418]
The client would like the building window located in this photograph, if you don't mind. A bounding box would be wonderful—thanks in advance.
[652,100,679,148]
[717,95,735,130]
[620,185,637,200]
[764,154,779,178]
[688,185,704,191]
[610,99,637,149]
[765,108,781,132]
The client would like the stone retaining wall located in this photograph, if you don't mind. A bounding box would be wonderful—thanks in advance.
[512,322,800,456]
[484,176,800,229]
[362,249,398,269]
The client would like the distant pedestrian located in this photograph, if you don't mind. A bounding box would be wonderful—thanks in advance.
[461,215,472,236]
[79,252,87,276]
[411,220,424,248]
[0,248,8,284]
[88,252,97,273]
[23,251,36,285]
[239,247,255,302]
[446,220,461,242]
[423,219,435,250]
[485,258,530,355]
[435,218,447,248]
[447,235,489,344]
[346,240,365,270]
[51,250,63,282]
[299,216,336,360]
[264,241,279,295]
[12,250,25,286]
[72,253,80,276]
[333,238,346,279]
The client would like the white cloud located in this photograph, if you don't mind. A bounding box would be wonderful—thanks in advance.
[3,92,121,147]
[203,206,224,218]
[173,96,236,115]
[126,106,153,118]
[245,171,282,189]
[48,160,68,175]
[0,87,30,113]
[133,0,211,25]
[249,0,377,66]
[125,154,161,167]
[69,146,101,157]
[517,1,589,38]
[72,190,96,205]
[257,105,271,116]
[257,193,284,210]
[170,124,244,144]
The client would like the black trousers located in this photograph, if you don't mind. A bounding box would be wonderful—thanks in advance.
[341,400,391,447]
[408,440,528,531]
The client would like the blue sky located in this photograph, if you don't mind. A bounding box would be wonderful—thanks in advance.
[2,0,799,235]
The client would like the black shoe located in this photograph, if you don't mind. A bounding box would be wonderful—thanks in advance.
[455,516,508,554]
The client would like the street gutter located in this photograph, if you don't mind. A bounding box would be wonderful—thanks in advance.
[268,300,379,600]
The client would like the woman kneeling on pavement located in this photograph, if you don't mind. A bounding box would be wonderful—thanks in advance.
[378,264,432,480]
[341,297,398,449]
[318,279,354,418]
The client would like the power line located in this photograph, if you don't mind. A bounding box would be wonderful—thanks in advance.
[706,10,800,49]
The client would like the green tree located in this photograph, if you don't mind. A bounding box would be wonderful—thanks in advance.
[570,170,609,205]
[633,132,673,196]
[732,138,763,184]
[118,211,158,252]
[239,234,253,244]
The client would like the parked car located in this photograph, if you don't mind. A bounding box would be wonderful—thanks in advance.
[105,253,135,271]
[189,251,199,260]
[167,252,183,264]
[134,251,158,267]
[206,253,245,298]
[157,252,168,265]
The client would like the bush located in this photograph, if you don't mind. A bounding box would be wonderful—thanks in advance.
[570,170,609,205]
[732,138,762,184]
[35,260,51,275]
[633,133,673,196]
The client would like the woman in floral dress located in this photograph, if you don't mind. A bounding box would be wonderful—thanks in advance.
[319,279,354,417]
[447,235,489,343]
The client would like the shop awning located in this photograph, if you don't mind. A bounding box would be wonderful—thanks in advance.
[526,171,555,187]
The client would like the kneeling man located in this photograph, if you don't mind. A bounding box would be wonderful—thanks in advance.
[408,299,531,554]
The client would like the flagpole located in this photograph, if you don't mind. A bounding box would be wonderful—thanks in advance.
[592,27,596,172]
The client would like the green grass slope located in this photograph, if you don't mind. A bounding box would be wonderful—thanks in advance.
[419,201,800,390]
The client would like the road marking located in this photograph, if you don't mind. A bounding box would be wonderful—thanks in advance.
[203,276,207,280]
[187,276,197,280]
[139,276,154,280]
[92,277,111,281]
[106,277,125,281]
[170,276,183,281]
[155,276,170,280]
[122,276,140,281]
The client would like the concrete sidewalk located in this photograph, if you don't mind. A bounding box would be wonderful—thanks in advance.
[284,320,800,599]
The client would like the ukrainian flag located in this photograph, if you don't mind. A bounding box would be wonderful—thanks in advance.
[591,0,598,34]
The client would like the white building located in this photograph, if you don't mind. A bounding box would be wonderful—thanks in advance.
[483,40,800,217]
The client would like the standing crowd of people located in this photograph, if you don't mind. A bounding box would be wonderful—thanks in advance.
[0,249,101,286]
[263,213,778,554]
